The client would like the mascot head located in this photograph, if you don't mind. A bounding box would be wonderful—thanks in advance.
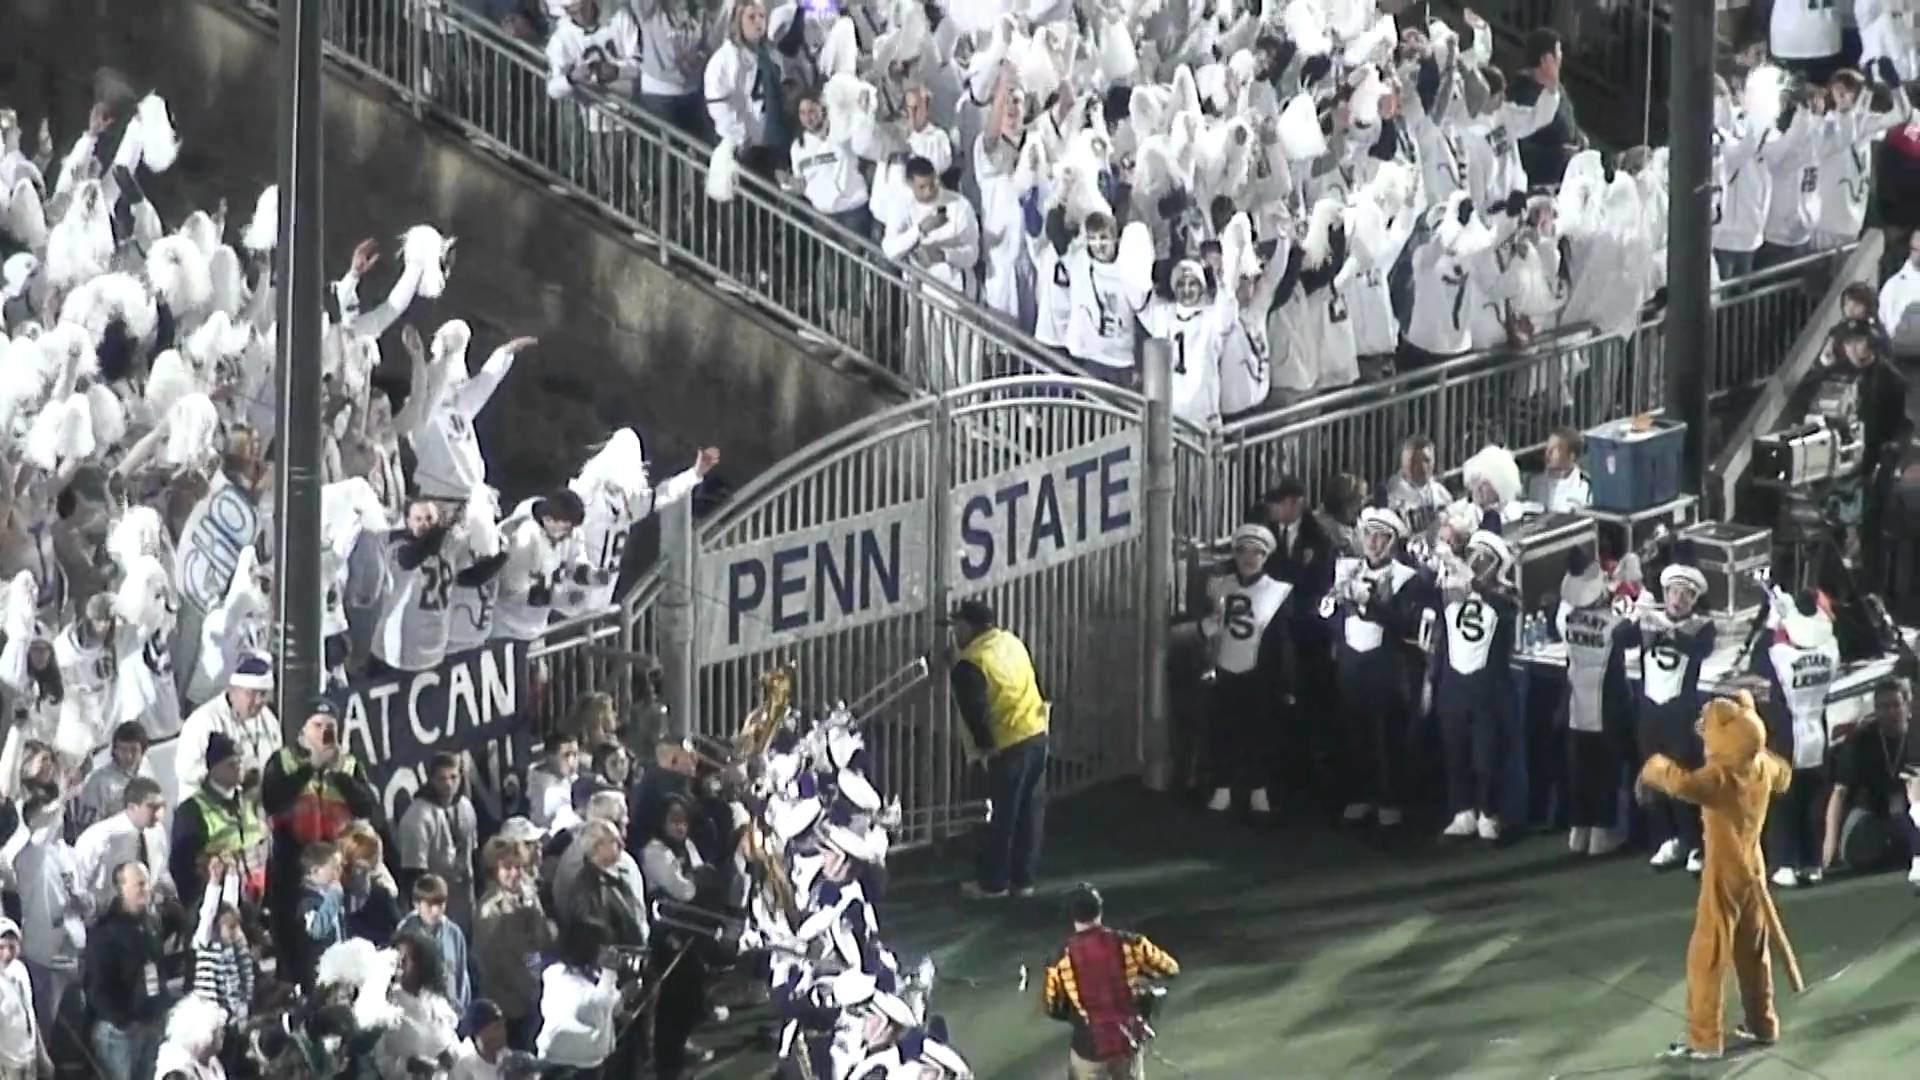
[1698,690,1767,766]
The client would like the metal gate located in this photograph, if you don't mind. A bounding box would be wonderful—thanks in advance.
[625,379,1187,848]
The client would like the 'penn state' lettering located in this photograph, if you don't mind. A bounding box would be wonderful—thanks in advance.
[725,523,903,644]
[1564,609,1612,649]
[958,443,1134,582]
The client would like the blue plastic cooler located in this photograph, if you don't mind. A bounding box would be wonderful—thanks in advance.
[1584,418,1686,512]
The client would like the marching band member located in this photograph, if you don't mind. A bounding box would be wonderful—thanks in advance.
[1326,509,1420,828]
[1042,883,1180,1080]
[1750,590,1840,887]
[1614,561,1717,873]
[1556,550,1630,857]
[1430,531,1520,842]
[1201,524,1297,816]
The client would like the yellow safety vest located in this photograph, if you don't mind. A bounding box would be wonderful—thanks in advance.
[959,627,1049,753]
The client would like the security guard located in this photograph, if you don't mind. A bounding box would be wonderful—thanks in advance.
[947,600,1050,900]
[169,732,271,915]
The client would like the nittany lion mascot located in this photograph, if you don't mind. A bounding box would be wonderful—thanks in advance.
[1637,689,1805,1061]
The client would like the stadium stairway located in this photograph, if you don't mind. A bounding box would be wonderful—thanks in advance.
[1,0,910,504]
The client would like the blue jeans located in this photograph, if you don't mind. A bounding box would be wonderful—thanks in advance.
[91,1019,159,1080]
[978,734,1049,891]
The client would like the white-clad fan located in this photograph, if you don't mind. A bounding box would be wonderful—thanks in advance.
[175,654,279,802]
[403,326,535,504]
[492,491,591,645]
[371,498,496,675]
[565,430,718,617]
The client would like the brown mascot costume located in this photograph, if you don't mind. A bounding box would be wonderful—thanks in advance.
[1637,689,1806,1060]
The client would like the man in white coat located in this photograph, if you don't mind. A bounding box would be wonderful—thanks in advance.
[174,654,280,802]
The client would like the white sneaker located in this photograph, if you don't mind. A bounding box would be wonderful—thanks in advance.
[1568,827,1591,854]
[1648,839,1683,869]
[1442,810,1479,837]
[1587,828,1625,856]
[1686,849,1705,875]
[1207,788,1232,812]
[1908,856,1920,886]
[1804,868,1823,885]
[1342,802,1374,823]
[1771,866,1799,889]
[1376,806,1403,827]
[1476,813,1501,841]
[1249,788,1273,814]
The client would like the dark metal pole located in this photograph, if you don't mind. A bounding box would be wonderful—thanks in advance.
[1667,0,1715,496]
[273,0,325,735]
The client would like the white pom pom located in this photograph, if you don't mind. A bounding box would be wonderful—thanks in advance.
[164,392,219,467]
[242,185,279,254]
[402,225,452,299]
[85,382,125,449]
[134,95,180,173]
[706,139,739,203]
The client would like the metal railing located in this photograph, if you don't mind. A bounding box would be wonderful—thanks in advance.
[245,0,1080,394]
[1196,243,1856,538]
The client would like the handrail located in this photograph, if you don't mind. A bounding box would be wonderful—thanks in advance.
[248,0,1849,464]
[1707,233,1885,518]
[1222,243,1853,441]
[238,0,1086,395]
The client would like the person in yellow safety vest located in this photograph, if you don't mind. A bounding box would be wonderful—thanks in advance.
[945,600,1050,900]
[170,732,271,916]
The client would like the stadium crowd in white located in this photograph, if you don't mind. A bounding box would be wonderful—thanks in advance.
[523,0,1916,422]
[0,65,954,1080]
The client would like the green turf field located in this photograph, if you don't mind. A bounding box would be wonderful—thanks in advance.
[704,783,1920,1079]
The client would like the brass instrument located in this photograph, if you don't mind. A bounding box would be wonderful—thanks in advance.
[842,656,931,730]
[737,663,801,918]
[735,662,796,760]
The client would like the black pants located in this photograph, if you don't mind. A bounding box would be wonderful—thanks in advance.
[1438,693,1504,816]
[1564,727,1625,830]
[977,734,1048,891]
[1209,670,1273,791]
[650,941,709,1080]
[1636,702,1703,852]
[1336,647,1412,808]
[1768,764,1829,872]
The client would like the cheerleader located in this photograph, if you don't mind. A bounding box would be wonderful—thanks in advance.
[1430,531,1519,841]
[1200,525,1297,815]
[1555,550,1630,857]
[1325,509,1420,828]
[1750,590,1840,887]
[1614,563,1717,873]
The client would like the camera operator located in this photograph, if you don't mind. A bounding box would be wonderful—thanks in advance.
[1042,883,1180,1080]
[535,919,639,1080]
[263,703,383,977]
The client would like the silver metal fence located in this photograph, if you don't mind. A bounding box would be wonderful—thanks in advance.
[612,378,1191,847]
[1200,244,1852,541]
[254,0,1079,392]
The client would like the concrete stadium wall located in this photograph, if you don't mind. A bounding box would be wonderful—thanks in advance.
[0,0,901,501]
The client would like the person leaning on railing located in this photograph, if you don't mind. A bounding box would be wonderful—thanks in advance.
[946,600,1050,901]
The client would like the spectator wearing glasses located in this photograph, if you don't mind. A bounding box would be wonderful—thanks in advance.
[72,775,172,910]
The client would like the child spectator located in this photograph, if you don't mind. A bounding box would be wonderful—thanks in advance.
[398,873,472,1013]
